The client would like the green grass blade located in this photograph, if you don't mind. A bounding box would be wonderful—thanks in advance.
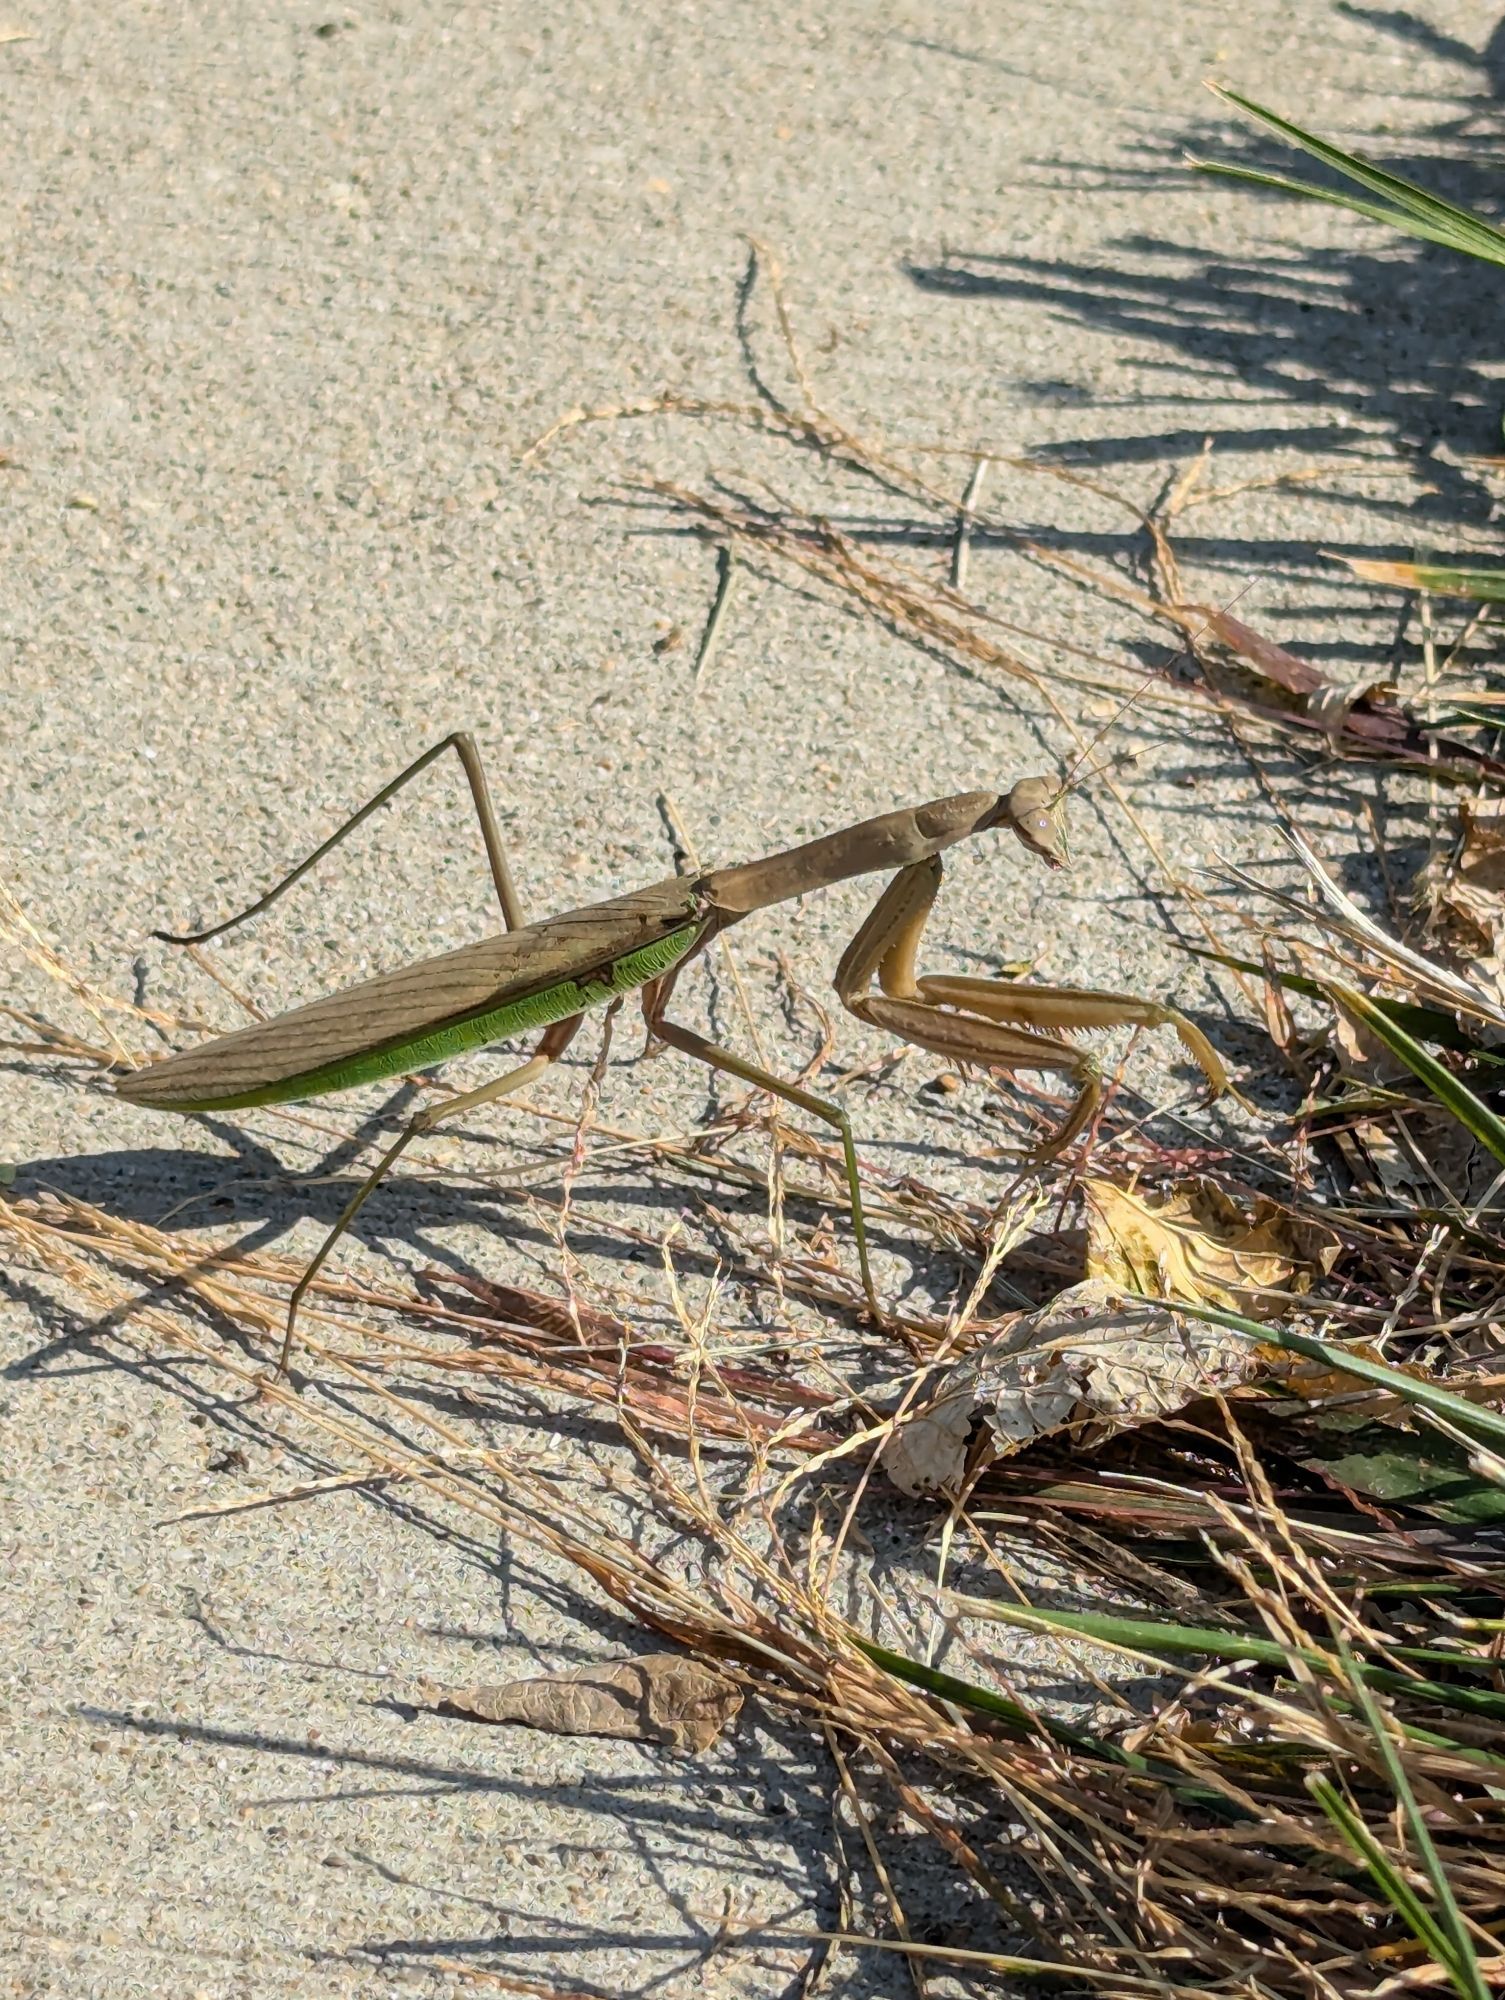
[1172,940,1495,1055]
[850,1637,1218,1788]
[1192,85,1505,269]
[1207,86,1499,227]
[958,1601,1505,1721]
[855,1638,1275,1811]
[1307,1774,1464,1979]
[1190,159,1505,260]
[1159,1296,1505,1457]
[1340,1651,1491,2000]
[852,1636,1116,1754]
[1327,980,1505,1169]
[1341,557,1505,603]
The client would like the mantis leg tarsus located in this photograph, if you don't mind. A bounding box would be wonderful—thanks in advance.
[641,976,882,1319]
[276,1012,582,1377]
[852,986,1102,1163]
[1029,1065,1102,1162]
[156,731,526,948]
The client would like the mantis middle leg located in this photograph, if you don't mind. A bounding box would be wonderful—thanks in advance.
[836,858,1227,1161]
[641,970,882,1317]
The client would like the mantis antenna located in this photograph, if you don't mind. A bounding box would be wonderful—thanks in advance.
[1052,579,1256,804]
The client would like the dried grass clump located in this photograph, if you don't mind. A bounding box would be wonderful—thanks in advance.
[5,249,1505,1995]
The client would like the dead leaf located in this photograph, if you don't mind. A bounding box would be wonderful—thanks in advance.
[1329,998,1411,1086]
[1203,609,1324,696]
[879,1372,978,1495]
[1343,1101,1500,1210]
[418,1653,741,1754]
[1083,1177,1340,1318]
[1305,668,1398,745]
[1198,607,1415,755]
[973,1280,1261,1449]
[1435,798,1505,1004]
[1355,1119,1430,1199]
[881,1279,1263,1494]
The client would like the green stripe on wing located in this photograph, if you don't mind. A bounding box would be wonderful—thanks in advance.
[167,921,703,1112]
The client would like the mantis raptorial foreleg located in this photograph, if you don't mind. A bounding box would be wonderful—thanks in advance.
[155,730,528,945]
[641,970,880,1315]
[836,857,1227,1161]
[279,1012,584,1374]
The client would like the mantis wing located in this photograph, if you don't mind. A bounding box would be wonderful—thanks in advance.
[118,877,700,1109]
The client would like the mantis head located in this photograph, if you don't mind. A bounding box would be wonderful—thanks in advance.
[1000,775,1069,869]
[992,590,1253,877]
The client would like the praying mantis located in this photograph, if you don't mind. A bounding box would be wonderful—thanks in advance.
[116,733,1227,1372]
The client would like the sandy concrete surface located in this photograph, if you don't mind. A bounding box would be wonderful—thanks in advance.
[3,2,1501,1994]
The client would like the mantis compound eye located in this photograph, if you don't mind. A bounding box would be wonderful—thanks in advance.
[1002,777,1070,870]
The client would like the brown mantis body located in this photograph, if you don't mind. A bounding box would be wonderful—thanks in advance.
[117,734,1226,1371]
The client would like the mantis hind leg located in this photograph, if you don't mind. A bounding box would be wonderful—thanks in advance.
[836,858,1224,1162]
[277,1013,583,1376]
[156,731,527,946]
[640,972,881,1319]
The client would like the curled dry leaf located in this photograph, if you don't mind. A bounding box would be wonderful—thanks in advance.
[1199,607,1421,758]
[1304,667,1398,746]
[880,1370,978,1496]
[1352,1119,1430,1200]
[1349,1111,1500,1209]
[418,1652,741,1754]
[1083,1176,1340,1319]
[1329,996,1411,1086]
[880,1278,1263,1496]
[1436,797,1505,1005]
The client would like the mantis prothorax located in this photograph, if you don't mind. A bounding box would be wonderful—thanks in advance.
[117,734,1226,1372]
